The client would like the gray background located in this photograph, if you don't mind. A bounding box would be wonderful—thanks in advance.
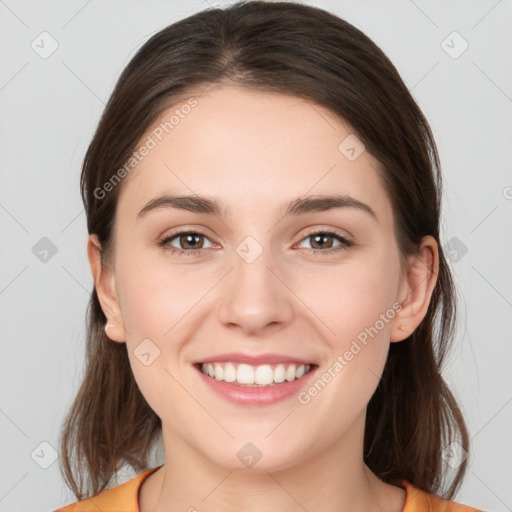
[1,0,511,511]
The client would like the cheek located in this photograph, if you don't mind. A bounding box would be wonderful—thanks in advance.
[116,255,215,401]
[117,238,401,357]
[115,248,202,338]
[293,264,400,443]
[296,248,401,351]
[119,273,191,425]
[297,248,401,415]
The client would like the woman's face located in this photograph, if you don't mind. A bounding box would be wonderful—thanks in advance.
[96,85,412,472]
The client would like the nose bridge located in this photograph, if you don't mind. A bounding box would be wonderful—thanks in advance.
[234,235,273,289]
[216,234,293,333]
[232,233,278,304]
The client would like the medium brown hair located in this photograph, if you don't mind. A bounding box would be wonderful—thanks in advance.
[59,0,469,501]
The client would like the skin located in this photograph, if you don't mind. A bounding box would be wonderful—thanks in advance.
[88,85,438,512]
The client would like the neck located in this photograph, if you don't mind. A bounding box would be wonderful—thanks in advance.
[146,416,405,512]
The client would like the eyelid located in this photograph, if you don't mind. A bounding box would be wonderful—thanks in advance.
[158,228,218,251]
[158,225,219,242]
[158,225,354,257]
[298,226,353,244]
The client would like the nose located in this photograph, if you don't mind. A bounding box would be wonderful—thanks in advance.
[216,243,294,336]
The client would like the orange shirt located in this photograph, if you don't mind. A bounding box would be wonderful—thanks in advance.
[54,465,484,511]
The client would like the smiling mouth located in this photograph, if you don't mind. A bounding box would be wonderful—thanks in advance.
[195,362,317,387]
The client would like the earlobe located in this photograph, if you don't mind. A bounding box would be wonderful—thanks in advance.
[86,234,126,343]
[390,235,439,342]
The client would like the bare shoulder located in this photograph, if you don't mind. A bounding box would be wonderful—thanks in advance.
[138,465,165,512]
[379,480,407,512]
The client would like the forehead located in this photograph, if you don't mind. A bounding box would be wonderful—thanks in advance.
[116,86,392,226]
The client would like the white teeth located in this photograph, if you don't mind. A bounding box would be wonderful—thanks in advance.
[223,362,237,383]
[285,364,296,381]
[237,364,255,384]
[200,362,313,386]
[254,365,274,385]
[213,363,224,380]
[274,364,286,383]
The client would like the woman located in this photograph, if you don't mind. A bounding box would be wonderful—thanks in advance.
[55,1,484,510]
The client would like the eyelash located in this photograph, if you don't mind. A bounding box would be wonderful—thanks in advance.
[157,229,353,257]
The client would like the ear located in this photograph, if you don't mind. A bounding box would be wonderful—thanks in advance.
[87,233,127,343]
[390,235,439,342]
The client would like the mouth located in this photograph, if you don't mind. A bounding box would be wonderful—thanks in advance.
[194,361,317,387]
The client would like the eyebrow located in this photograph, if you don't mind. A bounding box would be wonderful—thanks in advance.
[137,193,378,222]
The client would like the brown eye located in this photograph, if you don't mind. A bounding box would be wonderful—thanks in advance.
[309,233,335,249]
[177,233,204,250]
[158,231,215,255]
[297,230,353,254]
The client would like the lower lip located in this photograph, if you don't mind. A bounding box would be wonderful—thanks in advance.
[194,365,317,406]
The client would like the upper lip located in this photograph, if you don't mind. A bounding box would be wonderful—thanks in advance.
[195,352,316,366]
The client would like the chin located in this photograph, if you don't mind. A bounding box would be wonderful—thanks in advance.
[198,437,306,473]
